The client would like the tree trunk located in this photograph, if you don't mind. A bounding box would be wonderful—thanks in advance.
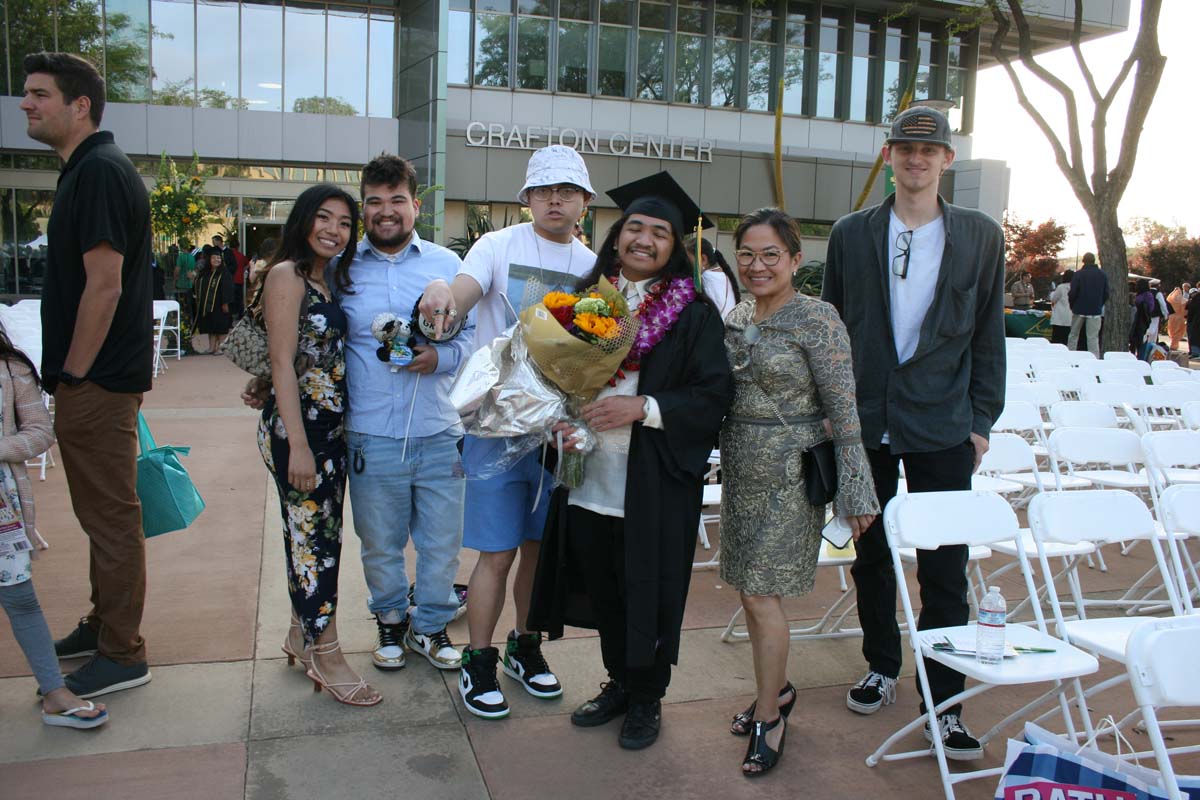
[1092,203,1131,355]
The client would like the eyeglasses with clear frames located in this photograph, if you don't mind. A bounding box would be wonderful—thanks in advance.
[528,185,581,202]
[734,249,784,267]
[892,229,913,279]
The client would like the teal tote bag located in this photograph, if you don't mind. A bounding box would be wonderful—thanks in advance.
[137,413,205,538]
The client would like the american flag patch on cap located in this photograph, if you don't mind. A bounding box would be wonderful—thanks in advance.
[899,114,939,136]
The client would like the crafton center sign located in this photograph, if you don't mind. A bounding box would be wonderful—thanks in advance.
[465,121,715,163]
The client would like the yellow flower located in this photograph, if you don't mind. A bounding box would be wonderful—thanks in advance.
[161,185,173,194]
[187,202,198,213]
[575,312,618,339]
[543,291,580,310]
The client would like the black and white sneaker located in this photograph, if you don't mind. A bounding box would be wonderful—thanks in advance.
[372,614,408,671]
[459,647,509,719]
[846,670,898,715]
[501,630,562,698]
[54,617,98,659]
[404,626,462,670]
[924,712,983,761]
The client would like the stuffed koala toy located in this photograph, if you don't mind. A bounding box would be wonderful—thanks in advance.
[370,312,415,371]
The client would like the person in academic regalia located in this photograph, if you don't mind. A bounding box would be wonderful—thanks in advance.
[194,245,234,352]
[527,171,735,751]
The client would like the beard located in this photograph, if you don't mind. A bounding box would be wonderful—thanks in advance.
[365,218,413,249]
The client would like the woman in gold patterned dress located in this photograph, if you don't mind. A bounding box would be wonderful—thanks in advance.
[720,208,879,776]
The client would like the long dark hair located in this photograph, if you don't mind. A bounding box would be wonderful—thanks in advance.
[577,214,716,314]
[0,321,41,388]
[694,237,740,303]
[266,184,359,293]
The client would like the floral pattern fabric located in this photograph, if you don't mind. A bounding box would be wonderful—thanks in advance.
[258,283,349,644]
[719,294,879,597]
[0,462,30,587]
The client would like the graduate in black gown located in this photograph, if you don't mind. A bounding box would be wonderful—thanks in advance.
[528,172,734,750]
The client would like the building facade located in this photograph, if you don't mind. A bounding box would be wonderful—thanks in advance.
[0,0,1128,296]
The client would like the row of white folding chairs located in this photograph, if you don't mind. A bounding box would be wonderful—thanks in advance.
[866,485,1200,800]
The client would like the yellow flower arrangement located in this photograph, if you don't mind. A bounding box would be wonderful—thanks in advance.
[543,291,581,310]
[575,312,618,339]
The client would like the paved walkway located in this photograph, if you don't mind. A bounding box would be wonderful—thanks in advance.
[2,355,1196,800]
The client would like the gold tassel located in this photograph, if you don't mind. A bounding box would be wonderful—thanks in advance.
[694,216,703,291]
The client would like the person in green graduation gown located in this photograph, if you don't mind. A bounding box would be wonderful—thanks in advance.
[527,171,735,751]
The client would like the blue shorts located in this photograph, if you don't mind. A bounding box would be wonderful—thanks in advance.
[462,435,553,553]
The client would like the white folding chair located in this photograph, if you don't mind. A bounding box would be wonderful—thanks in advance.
[1143,384,1195,429]
[153,299,182,360]
[1153,369,1198,385]
[993,401,1091,491]
[1047,426,1149,494]
[1041,368,1090,399]
[866,491,1098,800]
[1006,369,1031,385]
[1025,490,1184,740]
[1183,401,1200,431]
[1104,351,1137,362]
[1126,616,1200,800]
[1099,369,1148,387]
[1025,336,1050,348]
[694,459,721,569]
[1079,383,1149,430]
[1065,350,1097,364]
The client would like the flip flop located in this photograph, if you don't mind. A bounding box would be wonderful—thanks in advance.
[42,701,109,729]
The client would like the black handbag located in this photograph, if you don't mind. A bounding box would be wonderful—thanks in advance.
[801,440,838,507]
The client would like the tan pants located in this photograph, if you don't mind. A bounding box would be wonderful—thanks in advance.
[54,381,146,665]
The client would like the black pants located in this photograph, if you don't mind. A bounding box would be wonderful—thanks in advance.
[852,440,974,713]
[565,505,671,703]
[1050,324,1070,345]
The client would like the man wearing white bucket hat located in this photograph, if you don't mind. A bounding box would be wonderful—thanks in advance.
[420,145,596,718]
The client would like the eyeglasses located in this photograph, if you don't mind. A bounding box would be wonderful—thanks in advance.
[528,185,581,202]
[734,249,785,267]
[891,229,913,279]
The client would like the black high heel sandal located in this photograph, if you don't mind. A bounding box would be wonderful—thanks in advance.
[742,715,786,777]
[730,682,796,736]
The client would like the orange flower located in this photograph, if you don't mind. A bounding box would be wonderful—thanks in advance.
[575,312,618,339]
[543,291,581,310]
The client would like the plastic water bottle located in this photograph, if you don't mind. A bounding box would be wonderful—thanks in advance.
[976,586,1007,666]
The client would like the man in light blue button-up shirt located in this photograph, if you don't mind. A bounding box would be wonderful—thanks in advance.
[336,155,475,674]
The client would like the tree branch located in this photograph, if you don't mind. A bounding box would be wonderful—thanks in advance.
[1108,0,1167,202]
[1070,0,1103,104]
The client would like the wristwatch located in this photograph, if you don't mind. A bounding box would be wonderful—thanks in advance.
[59,370,86,387]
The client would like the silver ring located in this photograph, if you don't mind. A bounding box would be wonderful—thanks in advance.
[432,308,445,316]
[448,309,458,318]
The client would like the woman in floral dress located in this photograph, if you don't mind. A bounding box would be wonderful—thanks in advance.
[720,208,878,776]
[258,184,381,707]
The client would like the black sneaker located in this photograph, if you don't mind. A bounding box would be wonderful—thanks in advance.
[571,680,629,727]
[618,699,662,750]
[923,712,984,761]
[372,614,408,671]
[54,617,98,660]
[846,670,897,715]
[502,630,562,698]
[64,654,152,699]
[459,647,509,719]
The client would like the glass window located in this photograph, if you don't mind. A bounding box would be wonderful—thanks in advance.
[816,9,843,118]
[477,0,510,11]
[747,42,773,111]
[474,13,511,86]
[882,20,910,122]
[676,0,706,35]
[599,0,632,25]
[598,25,628,97]
[560,0,590,21]
[946,34,966,132]
[783,2,811,115]
[711,38,739,107]
[518,0,551,14]
[714,1,742,39]
[558,21,589,94]
[151,0,196,106]
[635,30,665,100]
[848,15,874,122]
[326,6,368,115]
[241,1,282,112]
[105,0,151,102]
[7,189,55,295]
[516,17,549,90]
[196,0,241,108]
[448,10,471,85]
[916,21,937,103]
[285,2,327,113]
[639,1,668,30]
[674,33,704,104]
[368,12,395,116]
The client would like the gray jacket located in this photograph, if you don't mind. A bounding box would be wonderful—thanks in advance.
[822,195,1006,453]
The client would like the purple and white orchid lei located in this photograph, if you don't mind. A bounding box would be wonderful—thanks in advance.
[608,275,696,383]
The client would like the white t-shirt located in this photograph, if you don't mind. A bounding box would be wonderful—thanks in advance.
[459,222,596,351]
[888,209,946,365]
[702,269,738,319]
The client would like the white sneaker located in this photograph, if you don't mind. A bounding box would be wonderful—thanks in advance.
[404,627,461,670]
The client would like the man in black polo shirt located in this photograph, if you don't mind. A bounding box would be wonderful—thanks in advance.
[21,52,153,698]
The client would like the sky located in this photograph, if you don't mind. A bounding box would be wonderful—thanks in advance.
[970,1,1197,255]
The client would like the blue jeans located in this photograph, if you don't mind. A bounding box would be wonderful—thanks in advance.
[346,429,465,634]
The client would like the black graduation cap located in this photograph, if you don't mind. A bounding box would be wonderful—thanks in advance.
[606,171,714,237]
